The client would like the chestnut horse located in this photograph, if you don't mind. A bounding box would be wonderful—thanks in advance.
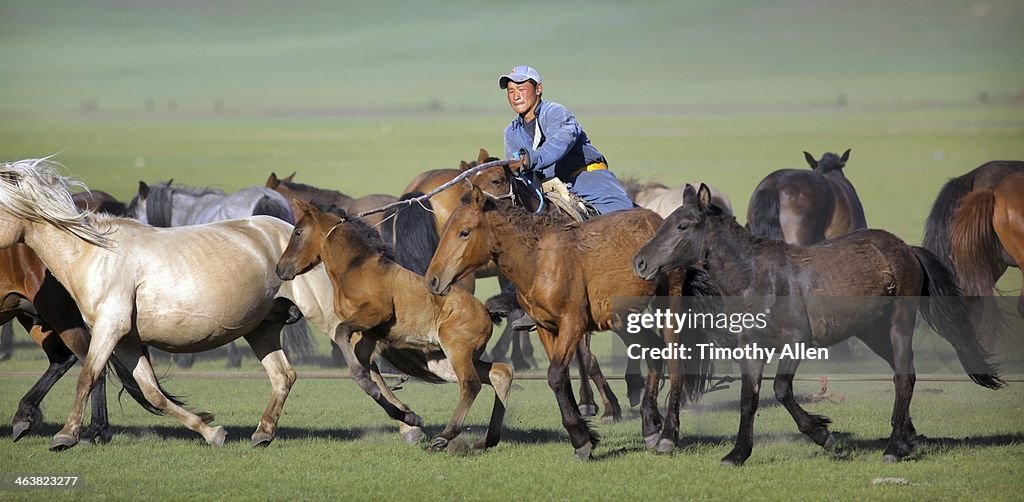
[426,185,706,459]
[924,161,1024,317]
[747,149,866,246]
[633,184,1002,465]
[275,200,513,451]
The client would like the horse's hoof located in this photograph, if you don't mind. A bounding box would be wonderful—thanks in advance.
[79,425,112,445]
[429,437,450,452]
[882,453,901,463]
[12,421,31,443]
[49,434,78,452]
[574,442,594,461]
[579,404,597,418]
[251,432,273,448]
[822,433,836,451]
[402,427,424,444]
[656,439,676,454]
[601,414,621,424]
[644,433,660,449]
[719,458,743,468]
[627,389,644,408]
[208,426,227,447]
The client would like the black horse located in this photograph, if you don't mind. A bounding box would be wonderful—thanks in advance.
[633,184,1003,466]
[747,149,866,246]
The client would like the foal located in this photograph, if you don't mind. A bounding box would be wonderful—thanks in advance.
[275,200,513,451]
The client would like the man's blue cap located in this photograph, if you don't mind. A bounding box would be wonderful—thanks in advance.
[499,66,542,89]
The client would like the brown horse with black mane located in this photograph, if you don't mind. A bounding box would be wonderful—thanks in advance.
[924,161,1024,318]
[265,172,397,229]
[275,199,513,451]
[426,185,708,459]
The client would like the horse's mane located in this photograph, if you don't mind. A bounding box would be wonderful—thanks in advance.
[814,152,846,174]
[143,182,226,227]
[315,202,395,262]
[468,191,575,236]
[0,158,113,247]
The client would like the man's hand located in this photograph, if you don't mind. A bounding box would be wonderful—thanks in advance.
[509,149,530,173]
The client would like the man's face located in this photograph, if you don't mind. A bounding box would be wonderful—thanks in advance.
[506,80,541,117]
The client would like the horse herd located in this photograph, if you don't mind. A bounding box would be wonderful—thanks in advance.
[0,151,1020,466]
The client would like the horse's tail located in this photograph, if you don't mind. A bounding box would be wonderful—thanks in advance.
[253,194,295,224]
[746,186,784,241]
[107,347,189,416]
[379,192,439,276]
[923,171,975,270]
[912,246,1004,389]
[281,320,316,364]
[378,347,447,384]
[950,189,1002,296]
[680,267,723,400]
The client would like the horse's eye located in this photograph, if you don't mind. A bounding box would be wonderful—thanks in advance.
[458,229,470,238]
[294,227,303,236]
[491,179,501,186]
[676,224,688,231]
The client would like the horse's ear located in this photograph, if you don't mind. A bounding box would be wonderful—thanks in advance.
[697,183,712,212]
[477,148,489,165]
[284,172,296,183]
[803,151,817,169]
[469,184,487,207]
[138,181,149,198]
[266,172,280,188]
[459,161,470,171]
[840,148,851,164]
[293,198,315,218]
[682,183,697,199]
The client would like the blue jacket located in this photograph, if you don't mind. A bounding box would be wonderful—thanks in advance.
[504,100,633,214]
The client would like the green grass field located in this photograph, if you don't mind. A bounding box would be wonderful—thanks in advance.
[1,1,1024,500]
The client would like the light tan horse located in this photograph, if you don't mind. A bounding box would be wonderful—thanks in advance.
[276,199,513,451]
[0,159,428,450]
[622,178,734,218]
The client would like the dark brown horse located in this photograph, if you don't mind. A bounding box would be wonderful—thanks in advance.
[633,184,1003,466]
[747,149,866,245]
[265,172,398,229]
[276,200,513,451]
[426,185,703,459]
[924,161,1024,317]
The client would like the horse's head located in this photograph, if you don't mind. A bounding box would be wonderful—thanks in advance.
[804,149,851,174]
[633,183,719,281]
[460,148,509,197]
[276,198,329,280]
[426,185,494,296]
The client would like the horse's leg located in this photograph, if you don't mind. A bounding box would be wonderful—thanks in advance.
[367,361,424,443]
[489,320,514,364]
[774,356,834,451]
[582,337,622,423]
[171,353,195,369]
[883,305,918,463]
[333,325,423,427]
[720,356,766,467]
[857,329,919,443]
[430,331,484,451]
[544,322,598,460]
[243,322,297,447]
[50,321,125,451]
[655,348,685,454]
[12,325,76,442]
[110,342,225,446]
[471,359,514,450]
[516,315,537,369]
[80,370,112,445]
[226,341,242,368]
[0,321,12,361]
[575,340,597,418]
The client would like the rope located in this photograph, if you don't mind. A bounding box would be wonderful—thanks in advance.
[354,158,511,219]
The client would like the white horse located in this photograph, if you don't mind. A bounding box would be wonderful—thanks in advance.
[0,159,424,450]
[622,178,734,218]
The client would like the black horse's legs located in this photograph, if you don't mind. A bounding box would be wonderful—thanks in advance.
[0,321,13,361]
[883,308,917,462]
[489,321,514,364]
[12,338,77,441]
[640,366,663,448]
[548,361,597,459]
[857,331,919,443]
[581,334,622,423]
[80,370,112,444]
[721,357,765,467]
[655,356,686,453]
[517,327,537,368]
[774,357,833,449]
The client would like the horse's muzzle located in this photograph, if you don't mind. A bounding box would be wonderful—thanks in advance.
[633,254,659,282]
[427,276,451,296]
